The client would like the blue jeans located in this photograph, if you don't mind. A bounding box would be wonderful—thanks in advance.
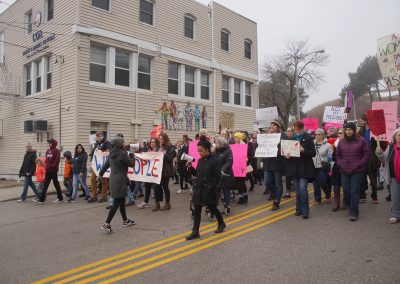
[265,170,283,202]
[341,173,362,217]
[295,178,309,216]
[285,176,292,193]
[133,182,143,198]
[127,187,135,203]
[71,172,91,200]
[21,175,39,200]
[313,168,331,202]
[222,187,231,206]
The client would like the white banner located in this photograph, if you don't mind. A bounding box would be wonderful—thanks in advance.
[377,34,400,90]
[91,150,164,184]
[255,107,279,129]
[280,140,301,158]
[255,134,281,158]
[323,106,347,123]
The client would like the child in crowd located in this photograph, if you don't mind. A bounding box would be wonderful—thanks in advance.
[34,158,45,199]
[63,151,73,198]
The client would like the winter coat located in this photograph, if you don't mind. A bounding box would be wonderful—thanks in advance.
[283,133,316,179]
[376,144,396,185]
[64,158,73,179]
[19,150,37,177]
[45,139,61,173]
[35,165,45,183]
[312,140,332,169]
[216,145,234,189]
[161,145,176,178]
[72,152,88,174]
[192,154,221,206]
[177,144,189,164]
[99,148,135,198]
[336,136,369,175]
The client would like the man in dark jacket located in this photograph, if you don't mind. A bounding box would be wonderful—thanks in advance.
[90,131,113,202]
[18,143,39,202]
[37,139,64,203]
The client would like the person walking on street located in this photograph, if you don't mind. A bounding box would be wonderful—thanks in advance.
[177,135,190,194]
[63,151,73,198]
[336,122,369,221]
[186,136,226,240]
[98,137,136,233]
[18,143,39,202]
[68,144,92,203]
[37,139,64,204]
[332,128,347,211]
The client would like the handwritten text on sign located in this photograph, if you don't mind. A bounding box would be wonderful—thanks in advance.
[377,34,400,89]
[280,140,301,158]
[255,134,281,158]
[91,150,164,184]
[323,106,347,123]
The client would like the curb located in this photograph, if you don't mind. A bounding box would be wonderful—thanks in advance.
[0,190,66,203]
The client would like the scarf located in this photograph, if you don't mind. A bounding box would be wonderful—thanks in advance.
[294,132,304,141]
[394,145,400,183]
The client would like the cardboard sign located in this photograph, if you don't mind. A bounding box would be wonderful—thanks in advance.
[303,118,319,131]
[367,109,386,136]
[255,107,279,129]
[280,140,301,158]
[372,101,398,141]
[255,134,281,158]
[230,144,248,178]
[188,141,201,169]
[377,34,400,90]
[91,150,164,184]
[323,106,347,124]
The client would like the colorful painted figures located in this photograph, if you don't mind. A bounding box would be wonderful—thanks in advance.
[194,105,201,132]
[156,102,170,130]
[202,106,207,129]
[169,101,177,130]
[185,102,194,131]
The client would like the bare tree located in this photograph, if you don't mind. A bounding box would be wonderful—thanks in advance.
[260,39,328,128]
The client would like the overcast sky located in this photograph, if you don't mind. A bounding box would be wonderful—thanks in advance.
[1,0,398,111]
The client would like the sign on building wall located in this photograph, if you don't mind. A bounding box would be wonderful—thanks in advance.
[219,111,235,130]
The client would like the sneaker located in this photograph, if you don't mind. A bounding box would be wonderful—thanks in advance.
[87,198,97,203]
[137,202,149,209]
[37,201,44,205]
[177,189,184,194]
[389,217,399,224]
[53,199,64,203]
[101,224,113,233]
[32,197,39,203]
[126,201,135,206]
[67,199,76,203]
[123,219,136,227]
[98,198,108,203]
[84,196,90,201]
[17,199,26,203]
[350,216,358,221]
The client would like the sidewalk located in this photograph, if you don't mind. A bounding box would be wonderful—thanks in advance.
[0,184,60,202]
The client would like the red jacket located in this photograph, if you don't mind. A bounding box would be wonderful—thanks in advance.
[35,165,45,182]
[45,139,61,173]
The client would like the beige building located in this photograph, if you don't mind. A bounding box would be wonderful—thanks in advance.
[0,0,259,177]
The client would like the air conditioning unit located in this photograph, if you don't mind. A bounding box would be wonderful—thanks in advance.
[24,120,34,133]
[33,120,48,132]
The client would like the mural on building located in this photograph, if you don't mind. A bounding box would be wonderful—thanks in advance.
[156,101,207,131]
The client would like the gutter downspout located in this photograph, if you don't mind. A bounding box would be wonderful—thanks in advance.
[75,0,81,147]
[211,1,217,134]
[135,46,140,139]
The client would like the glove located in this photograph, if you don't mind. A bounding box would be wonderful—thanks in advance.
[96,176,102,184]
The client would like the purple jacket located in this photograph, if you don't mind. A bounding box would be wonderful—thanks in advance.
[336,137,369,175]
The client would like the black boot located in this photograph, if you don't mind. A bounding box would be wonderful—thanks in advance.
[186,230,200,240]
[242,195,248,204]
[215,222,226,234]
[237,196,244,204]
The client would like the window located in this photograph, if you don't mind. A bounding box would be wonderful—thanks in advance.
[201,71,210,100]
[46,57,52,89]
[221,30,229,51]
[140,0,154,25]
[168,62,179,95]
[234,79,241,105]
[185,67,195,98]
[115,49,130,87]
[90,44,107,83]
[46,0,54,21]
[92,0,110,11]
[222,76,229,103]
[245,82,252,107]
[0,32,4,64]
[138,55,151,90]
[245,40,252,59]
[35,61,42,93]
[25,11,32,34]
[184,16,195,39]
[25,63,32,96]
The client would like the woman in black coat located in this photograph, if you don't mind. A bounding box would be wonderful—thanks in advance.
[186,136,226,240]
[283,120,316,219]
[98,137,136,233]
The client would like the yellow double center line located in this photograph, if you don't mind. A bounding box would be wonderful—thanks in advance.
[34,191,309,284]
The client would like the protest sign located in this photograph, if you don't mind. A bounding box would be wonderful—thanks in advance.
[303,118,319,131]
[377,34,400,89]
[91,150,164,184]
[323,106,347,123]
[230,144,248,177]
[281,140,301,158]
[253,120,269,131]
[372,101,398,140]
[367,109,386,136]
[188,141,201,169]
[89,134,96,145]
[255,107,279,129]
[255,134,281,158]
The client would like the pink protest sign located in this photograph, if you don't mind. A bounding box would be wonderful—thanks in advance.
[188,141,201,169]
[230,144,248,178]
[324,122,342,131]
[372,101,398,141]
[303,118,319,131]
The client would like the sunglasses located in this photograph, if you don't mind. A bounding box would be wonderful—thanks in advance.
[338,132,344,134]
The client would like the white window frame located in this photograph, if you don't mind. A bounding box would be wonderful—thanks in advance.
[184,14,196,40]
[24,63,32,96]
[114,48,131,87]
[90,43,108,84]
[91,0,111,11]
[245,81,252,107]
[45,56,52,90]
[25,11,32,35]
[221,29,230,52]
[234,79,241,105]
[35,60,42,93]
[0,32,4,64]
[222,75,230,104]
[185,67,195,98]
[45,0,54,21]
[139,0,155,26]
[137,54,152,90]
[200,71,210,100]
[244,39,252,60]
[168,62,179,95]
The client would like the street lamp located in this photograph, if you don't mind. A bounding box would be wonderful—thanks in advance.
[295,49,325,120]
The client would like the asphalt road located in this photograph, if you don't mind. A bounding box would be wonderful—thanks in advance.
[0,183,399,284]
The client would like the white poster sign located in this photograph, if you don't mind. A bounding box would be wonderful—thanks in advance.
[255,107,279,129]
[377,34,400,89]
[323,106,347,123]
[255,134,282,158]
[280,140,301,158]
